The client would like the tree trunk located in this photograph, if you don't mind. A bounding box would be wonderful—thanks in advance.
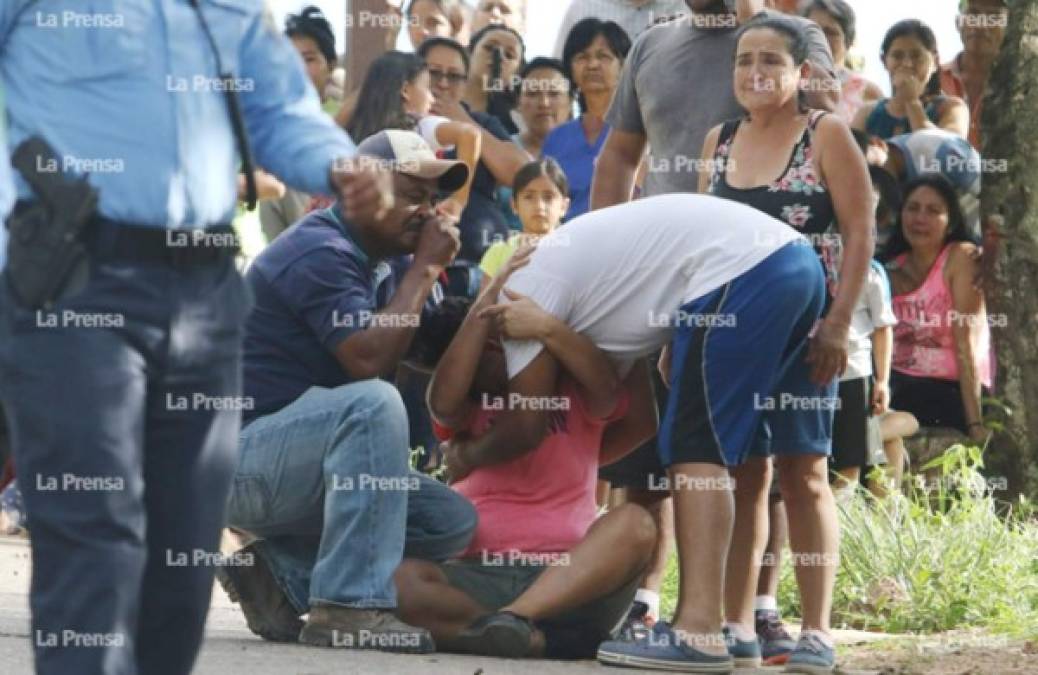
[980,0,1038,499]
[345,0,396,95]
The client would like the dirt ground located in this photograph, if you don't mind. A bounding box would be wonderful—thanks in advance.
[836,630,1037,674]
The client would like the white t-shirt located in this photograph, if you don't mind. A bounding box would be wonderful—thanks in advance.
[416,115,452,152]
[502,193,805,378]
[843,260,898,381]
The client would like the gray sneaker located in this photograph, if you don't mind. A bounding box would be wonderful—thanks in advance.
[784,632,835,674]
[215,544,303,643]
[299,605,435,654]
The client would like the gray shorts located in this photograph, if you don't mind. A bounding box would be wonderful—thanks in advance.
[440,557,639,659]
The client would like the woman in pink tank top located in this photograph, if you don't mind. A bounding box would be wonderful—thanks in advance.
[884,176,992,441]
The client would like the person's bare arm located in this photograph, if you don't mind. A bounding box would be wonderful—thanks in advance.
[590,128,648,210]
[809,115,875,383]
[428,248,533,428]
[698,124,722,194]
[431,97,530,185]
[850,100,875,134]
[600,360,658,466]
[446,349,561,480]
[871,325,893,414]
[333,213,459,380]
[947,243,987,439]
[478,289,621,418]
[936,97,970,138]
[435,121,483,211]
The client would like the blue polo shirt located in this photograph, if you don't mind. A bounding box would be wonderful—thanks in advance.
[242,207,405,424]
[542,117,610,222]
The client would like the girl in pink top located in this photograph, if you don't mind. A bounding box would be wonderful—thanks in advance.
[884,176,992,441]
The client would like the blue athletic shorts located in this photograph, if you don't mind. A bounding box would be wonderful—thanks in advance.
[658,241,837,468]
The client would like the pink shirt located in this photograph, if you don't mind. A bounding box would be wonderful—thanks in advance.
[440,380,629,557]
[890,245,992,387]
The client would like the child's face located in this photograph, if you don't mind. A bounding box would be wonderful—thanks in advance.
[512,175,569,236]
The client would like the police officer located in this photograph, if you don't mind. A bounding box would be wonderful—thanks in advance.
[0,2,391,674]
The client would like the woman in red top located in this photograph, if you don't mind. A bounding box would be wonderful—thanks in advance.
[883,175,992,442]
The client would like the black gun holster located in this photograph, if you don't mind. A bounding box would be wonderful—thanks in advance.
[4,137,98,310]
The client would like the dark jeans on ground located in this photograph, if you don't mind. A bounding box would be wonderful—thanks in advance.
[0,255,249,675]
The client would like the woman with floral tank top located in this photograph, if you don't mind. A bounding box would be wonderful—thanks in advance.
[694,14,874,672]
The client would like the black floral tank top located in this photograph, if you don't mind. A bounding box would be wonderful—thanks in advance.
[708,110,840,292]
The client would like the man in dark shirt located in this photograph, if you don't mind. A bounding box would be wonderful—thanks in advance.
[221,131,477,653]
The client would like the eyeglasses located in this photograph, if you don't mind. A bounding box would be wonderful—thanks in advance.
[427,69,467,85]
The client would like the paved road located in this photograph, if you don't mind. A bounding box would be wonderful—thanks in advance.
[0,536,883,674]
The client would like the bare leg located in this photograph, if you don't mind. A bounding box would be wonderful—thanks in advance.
[723,456,770,630]
[504,503,656,620]
[669,462,733,657]
[756,497,787,600]
[622,488,673,602]
[393,559,497,650]
[775,454,838,633]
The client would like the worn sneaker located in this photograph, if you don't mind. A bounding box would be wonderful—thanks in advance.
[756,608,796,665]
[784,632,835,674]
[215,544,304,643]
[598,621,734,672]
[617,600,657,642]
[452,610,537,658]
[299,605,434,654]
[722,626,761,668]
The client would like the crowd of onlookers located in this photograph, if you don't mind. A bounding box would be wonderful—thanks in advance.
[0,0,1010,671]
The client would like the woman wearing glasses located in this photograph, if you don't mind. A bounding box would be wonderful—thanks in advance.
[418,37,530,262]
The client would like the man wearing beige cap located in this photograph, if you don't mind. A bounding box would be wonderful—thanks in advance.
[219,130,477,654]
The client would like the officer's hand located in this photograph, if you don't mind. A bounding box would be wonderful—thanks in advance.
[330,159,394,223]
[413,203,461,270]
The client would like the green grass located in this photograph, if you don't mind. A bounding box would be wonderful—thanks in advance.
[659,445,1038,639]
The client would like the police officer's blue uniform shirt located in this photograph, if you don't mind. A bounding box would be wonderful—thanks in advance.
[0,0,356,252]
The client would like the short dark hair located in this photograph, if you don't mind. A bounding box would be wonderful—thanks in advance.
[736,13,810,66]
[468,23,527,62]
[347,51,426,143]
[407,296,475,370]
[520,57,570,88]
[285,5,337,66]
[418,36,470,73]
[883,174,975,260]
[512,158,570,197]
[802,0,857,47]
[561,18,631,113]
[881,19,943,98]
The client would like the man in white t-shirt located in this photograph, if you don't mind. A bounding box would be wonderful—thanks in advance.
[446,193,840,671]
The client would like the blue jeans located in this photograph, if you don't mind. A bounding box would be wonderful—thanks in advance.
[0,255,248,675]
[227,382,477,613]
